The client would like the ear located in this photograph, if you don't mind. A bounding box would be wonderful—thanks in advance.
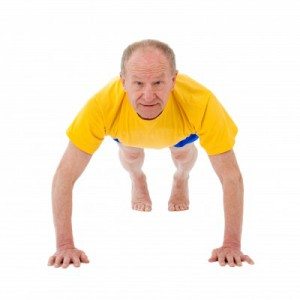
[120,73,126,91]
[171,70,178,89]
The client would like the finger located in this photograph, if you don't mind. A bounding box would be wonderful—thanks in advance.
[208,256,217,262]
[62,257,71,269]
[54,255,63,268]
[48,256,55,266]
[80,252,90,263]
[234,256,243,267]
[208,250,218,262]
[226,255,235,267]
[242,255,255,265]
[72,256,81,267]
[208,254,218,262]
[218,255,226,267]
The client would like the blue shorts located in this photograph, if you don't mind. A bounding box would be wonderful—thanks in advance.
[113,134,199,148]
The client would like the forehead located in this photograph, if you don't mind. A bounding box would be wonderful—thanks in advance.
[125,47,171,77]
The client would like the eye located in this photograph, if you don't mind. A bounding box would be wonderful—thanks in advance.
[154,81,161,85]
[135,81,143,86]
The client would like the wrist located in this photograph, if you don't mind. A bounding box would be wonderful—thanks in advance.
[57,241,75,250]
[222,240,241,249]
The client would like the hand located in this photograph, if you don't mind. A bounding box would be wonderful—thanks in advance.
[48,247,90,268]
[208,246,254,267]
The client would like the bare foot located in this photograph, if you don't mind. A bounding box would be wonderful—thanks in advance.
[168,175,189,211]
[131,174,152,212]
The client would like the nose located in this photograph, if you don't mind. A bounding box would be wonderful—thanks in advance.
[143,84,155,103]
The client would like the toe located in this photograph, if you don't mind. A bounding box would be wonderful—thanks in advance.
[132,203,152,212]
[175,204,181,211]
[168,204,175,211]
[182,205,189,210]
[169,203,189,211]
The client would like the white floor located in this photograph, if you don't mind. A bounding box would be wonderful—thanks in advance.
[1,1,300,299]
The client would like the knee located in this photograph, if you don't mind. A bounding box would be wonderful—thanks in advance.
[170,144,198,163]
[119,147,144,163]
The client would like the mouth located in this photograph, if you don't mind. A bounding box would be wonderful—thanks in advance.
[140,104,158,107]
[137,103,162,120]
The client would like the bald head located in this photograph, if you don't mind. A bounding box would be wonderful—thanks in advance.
[120,39,177,76]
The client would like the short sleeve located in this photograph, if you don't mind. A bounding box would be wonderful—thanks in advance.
[66,93,105,155]
[197,92,238,155]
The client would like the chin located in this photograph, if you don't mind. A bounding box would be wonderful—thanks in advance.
[138,111,162,120]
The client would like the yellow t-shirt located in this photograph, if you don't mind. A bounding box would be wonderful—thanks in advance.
[66,74,238,155]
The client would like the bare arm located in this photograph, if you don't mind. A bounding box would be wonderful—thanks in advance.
[48,141,92,268]
[209,150,243,248]
[208,150,254,267]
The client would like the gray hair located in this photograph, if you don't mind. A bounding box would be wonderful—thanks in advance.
[120,39,177,75]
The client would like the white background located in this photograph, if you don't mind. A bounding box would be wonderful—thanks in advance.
[1,0,300,299]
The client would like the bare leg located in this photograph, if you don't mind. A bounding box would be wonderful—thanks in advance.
[118,144,152,212]
[169,144,198,211]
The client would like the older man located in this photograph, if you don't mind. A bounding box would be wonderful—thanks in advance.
[48,39,254,268]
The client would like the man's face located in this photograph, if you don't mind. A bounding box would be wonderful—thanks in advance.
[121,48,177,120]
